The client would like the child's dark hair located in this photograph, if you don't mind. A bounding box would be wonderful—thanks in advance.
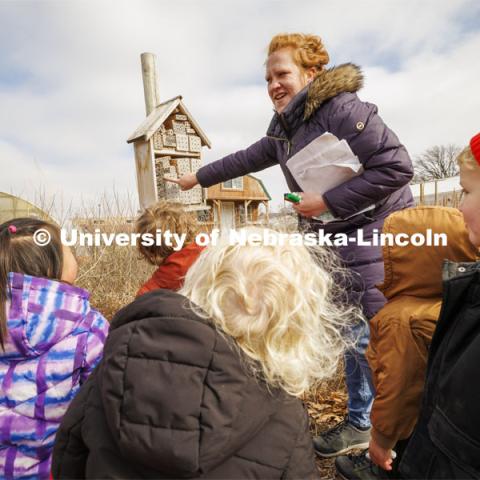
[135,200,198,266]
[0,218,63,348]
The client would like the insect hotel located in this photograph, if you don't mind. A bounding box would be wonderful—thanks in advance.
[127,53,270,228]
[127,53,211,212]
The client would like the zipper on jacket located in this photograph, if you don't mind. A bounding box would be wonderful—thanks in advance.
[267,112,294,155]
[278,113,291,137]
[266,135,292,156]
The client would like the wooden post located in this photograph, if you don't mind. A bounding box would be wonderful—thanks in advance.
[213,200,221,229]
[217,201,222,230]
[141,53,160,116]
[134,139,157,208]
[434,180,438,205]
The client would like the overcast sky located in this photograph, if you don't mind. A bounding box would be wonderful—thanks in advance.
[1,0,479,216]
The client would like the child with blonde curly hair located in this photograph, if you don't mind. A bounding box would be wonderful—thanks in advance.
[180,229,359,396]
[52,229,360,479]
[135,200,203,296]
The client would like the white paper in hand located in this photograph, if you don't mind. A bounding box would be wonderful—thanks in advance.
[287,132,376,222]
[286,132,363,194]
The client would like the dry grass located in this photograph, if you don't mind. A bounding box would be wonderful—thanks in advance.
[305,378,347,479]
[76,246,155,319]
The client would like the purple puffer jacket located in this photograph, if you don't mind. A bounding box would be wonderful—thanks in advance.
[196,64,414,318]
[0,273,109,479]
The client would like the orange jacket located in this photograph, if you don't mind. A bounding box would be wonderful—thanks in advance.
[367,206,479,450]
[137,242,205,297]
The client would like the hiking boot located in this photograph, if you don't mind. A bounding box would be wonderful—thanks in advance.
[313,418,371,457]
[335,451,385,480]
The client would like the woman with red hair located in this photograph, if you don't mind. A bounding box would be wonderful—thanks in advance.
[170,32,414,469]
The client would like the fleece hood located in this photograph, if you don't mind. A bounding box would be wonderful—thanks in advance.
[378,206,479,299]
[3,272,92,360]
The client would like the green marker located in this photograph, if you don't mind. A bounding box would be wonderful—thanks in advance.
[284,193,302,203]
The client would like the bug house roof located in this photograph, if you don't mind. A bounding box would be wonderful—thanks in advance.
[127,95,211,148]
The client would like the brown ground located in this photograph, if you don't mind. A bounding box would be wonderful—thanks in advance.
[305,384,348,478]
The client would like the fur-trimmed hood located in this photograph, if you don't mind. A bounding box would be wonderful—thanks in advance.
[304,63,363,120]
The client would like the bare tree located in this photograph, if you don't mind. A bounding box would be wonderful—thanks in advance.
[413,144,461,182]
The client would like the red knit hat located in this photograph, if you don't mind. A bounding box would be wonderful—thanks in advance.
[470,133,480,166]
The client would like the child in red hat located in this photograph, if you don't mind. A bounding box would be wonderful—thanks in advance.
[457,133,480,246]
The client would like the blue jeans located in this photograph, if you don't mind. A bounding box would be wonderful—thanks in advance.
[344,320,375,428]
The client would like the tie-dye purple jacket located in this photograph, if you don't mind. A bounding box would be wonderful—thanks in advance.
[0,272,109,480]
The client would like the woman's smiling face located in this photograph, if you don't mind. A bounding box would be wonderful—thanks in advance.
[266,48,315,114]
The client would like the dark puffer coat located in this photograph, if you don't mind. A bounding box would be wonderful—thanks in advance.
[51,290,319,479]
[400,260,480,479]
[196,64,414,319]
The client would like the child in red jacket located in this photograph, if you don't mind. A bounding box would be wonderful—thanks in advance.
[135,201,204,296]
